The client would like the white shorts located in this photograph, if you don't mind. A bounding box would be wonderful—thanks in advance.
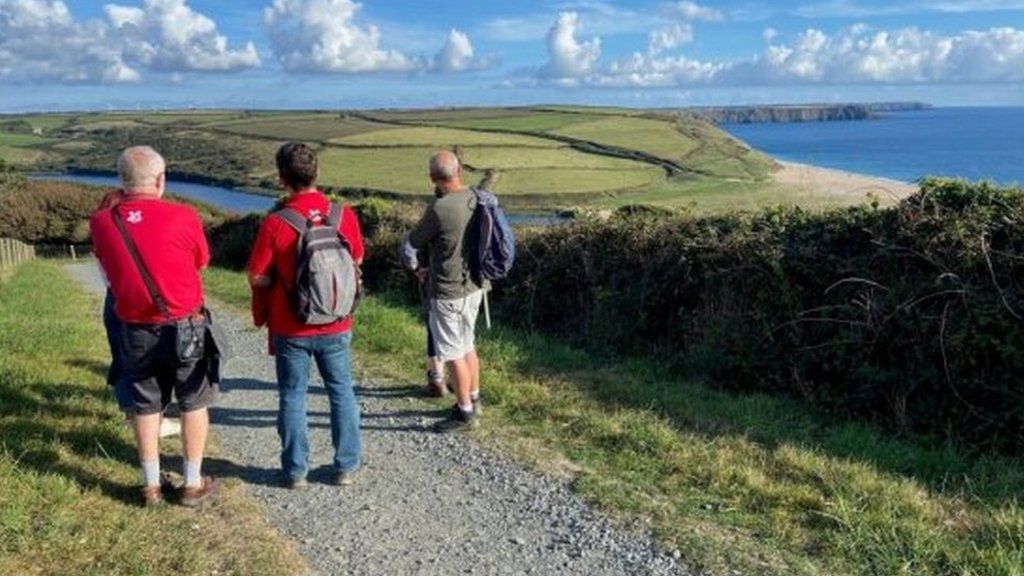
[428,291,484,362]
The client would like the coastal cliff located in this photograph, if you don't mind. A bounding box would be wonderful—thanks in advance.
[681,102,931,124]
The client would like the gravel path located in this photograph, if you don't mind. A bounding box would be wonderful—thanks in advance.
[66,263,691,576]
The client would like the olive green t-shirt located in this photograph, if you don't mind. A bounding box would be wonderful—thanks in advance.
[407,188,486,300]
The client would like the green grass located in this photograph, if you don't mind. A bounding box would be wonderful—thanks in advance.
[331,126,561,148]
[492,167,663,196]
[0,131,52,164]
[462,146,652,170]
[317,145,663,197]
[552,116,702,158]
[318,146,437,193]
[203,266,1024,576]
[209,114,393,142]
[598,176,890,213]
[439,113,603,133]
[551,116,777,181]
[0,261,305,576]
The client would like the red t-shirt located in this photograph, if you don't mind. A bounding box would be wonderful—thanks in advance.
[247,190,364,338]
[91,196,210,324]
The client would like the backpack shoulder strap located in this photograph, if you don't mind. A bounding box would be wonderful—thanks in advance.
[274,207,309,234]
[328,203,344,228]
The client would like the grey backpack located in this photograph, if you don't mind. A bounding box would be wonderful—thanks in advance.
[276,203,360,325]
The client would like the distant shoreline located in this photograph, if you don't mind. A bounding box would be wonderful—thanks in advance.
[773,161,917,202]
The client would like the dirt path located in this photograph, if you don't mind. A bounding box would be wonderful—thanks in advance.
[65,262,690,576]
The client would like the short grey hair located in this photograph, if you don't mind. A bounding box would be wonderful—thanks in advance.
[429,150,460,182]
[117,146,166,190]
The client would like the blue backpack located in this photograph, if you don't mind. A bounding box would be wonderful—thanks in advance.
[471,188,515,282]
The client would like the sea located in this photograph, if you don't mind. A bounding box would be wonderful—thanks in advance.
[722,107,1024,185]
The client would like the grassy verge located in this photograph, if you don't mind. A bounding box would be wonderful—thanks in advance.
[0,261,305,576]
[209,267,1024,575]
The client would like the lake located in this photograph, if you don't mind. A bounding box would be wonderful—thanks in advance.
[723,107,1024,185]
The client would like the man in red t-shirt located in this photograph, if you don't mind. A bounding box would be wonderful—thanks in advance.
[247,142,364,489]
[90,146,219,508]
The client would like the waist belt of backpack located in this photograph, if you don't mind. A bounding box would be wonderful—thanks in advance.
[111,207,177,326]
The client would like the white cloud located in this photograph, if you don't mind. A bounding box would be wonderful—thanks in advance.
[525,12,1024,89]
[263,0,415,73]
[0,0,139,83]
[795,0,1024,19]
[541,12,602,80]
[649,24,694,55]
[106,0,259,72]
[598,51,723,87]
[668,1,726,22]
[734,26,1024,84]
[0,0,257,84]
[263,0,490,76]
[431,28,494,73]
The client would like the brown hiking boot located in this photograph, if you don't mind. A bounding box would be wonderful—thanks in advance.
[180,476,221,508]
[141,485,164,508]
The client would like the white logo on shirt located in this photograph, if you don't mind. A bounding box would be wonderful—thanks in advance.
[308,209,322,222]
[126,210,143,224]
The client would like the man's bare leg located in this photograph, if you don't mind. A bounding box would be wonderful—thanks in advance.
[448,357,472,409]
[466,349,480,398]
[180,408,209,487]
[133,413,162,488]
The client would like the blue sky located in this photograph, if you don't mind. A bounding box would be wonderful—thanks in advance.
[1,0,1023,112]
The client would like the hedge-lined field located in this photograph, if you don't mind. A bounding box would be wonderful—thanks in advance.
[0,107,802,211]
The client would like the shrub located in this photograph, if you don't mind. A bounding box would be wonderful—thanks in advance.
[494,178,1024,452]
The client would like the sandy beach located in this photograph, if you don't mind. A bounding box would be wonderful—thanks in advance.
[773,160,918,204]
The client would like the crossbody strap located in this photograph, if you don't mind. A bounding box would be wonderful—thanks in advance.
[111,208,172,320]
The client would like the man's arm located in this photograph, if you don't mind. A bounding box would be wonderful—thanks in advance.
[191,212,211,272]
[247,217,276,288]
[401,207,438,271]
[340,205,365,266]
[246,217,277,327]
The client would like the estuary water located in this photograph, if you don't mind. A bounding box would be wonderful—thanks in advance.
[31,173,276,213]
[723,107,1024,185]
[31,173,562,225]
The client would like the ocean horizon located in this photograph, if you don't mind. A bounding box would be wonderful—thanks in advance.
[722,107,1024,186]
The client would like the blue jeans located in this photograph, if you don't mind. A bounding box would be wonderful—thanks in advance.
[103,289,134,412]
[273,332,361,479]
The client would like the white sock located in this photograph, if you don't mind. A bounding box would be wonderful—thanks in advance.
[141,459,160,487]
[458,403,474,414]
[184,459,203,488]
[470,390,480,401]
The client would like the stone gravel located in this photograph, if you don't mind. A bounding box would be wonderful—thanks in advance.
[66,262,692,576]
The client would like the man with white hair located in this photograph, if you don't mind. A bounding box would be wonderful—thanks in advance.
[90,146,219,507]
[402,150,486,433]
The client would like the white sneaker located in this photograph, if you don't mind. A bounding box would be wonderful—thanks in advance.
[159,418,181,438]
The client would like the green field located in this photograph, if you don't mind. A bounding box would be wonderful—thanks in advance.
[0,131,51,164]
[209,113,392,141]
[332,125,561,148]
[0,105,907,212]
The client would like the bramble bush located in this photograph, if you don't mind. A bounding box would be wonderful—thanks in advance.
[497,178,1024,452]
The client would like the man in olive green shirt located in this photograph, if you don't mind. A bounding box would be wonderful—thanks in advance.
[402,150,485,432]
